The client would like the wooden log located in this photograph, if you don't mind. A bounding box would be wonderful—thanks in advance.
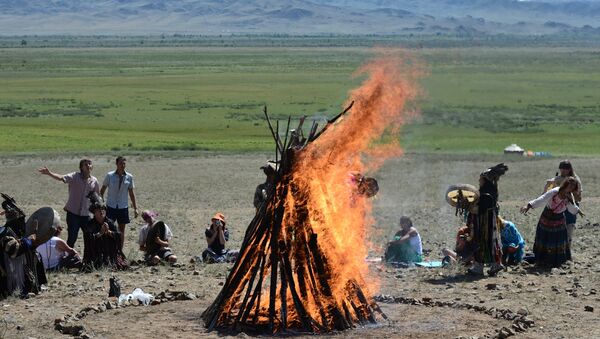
[279,244,288,331]
[263,106,284,154]
[311,101,354,141]
[234,252,265,329]
[204,208,274,329]
[349,299,366,323]
[352,281,377,323]
[307,121,319,143]
[240,252,267,325]
[280,239,322,333]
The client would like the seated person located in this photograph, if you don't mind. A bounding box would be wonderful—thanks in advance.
[1,194,47,299]
[82,195,128,271]
[138,210,177,265]
[201,213,238,263]
[384,216,423,264]
[442,225,475,265]
[1,223,43,298]
[36,224,82,270]
[498,216,525,266]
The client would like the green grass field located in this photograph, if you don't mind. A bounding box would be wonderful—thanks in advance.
[1,43,600,155]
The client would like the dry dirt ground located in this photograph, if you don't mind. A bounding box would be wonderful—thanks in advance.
[1,153,599,339]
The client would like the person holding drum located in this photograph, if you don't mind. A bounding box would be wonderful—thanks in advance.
[1,194,47,298]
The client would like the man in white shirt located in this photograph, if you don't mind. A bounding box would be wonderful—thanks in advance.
[100,156,138,250]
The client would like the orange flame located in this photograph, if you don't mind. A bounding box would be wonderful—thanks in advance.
[286,51,422,315]
[206,51,423,332]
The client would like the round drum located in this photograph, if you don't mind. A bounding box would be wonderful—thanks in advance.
[445,184,479,208]
[25,207,60,245]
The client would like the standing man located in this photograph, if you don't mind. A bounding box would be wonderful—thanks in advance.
[38,158,99,248]
[100,156,138,250]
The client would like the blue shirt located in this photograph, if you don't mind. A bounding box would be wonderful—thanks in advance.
[500,221,525,248]
[102,170,135,209]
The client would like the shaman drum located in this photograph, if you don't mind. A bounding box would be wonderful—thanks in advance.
[358,177,379,197]
[445,184,479,208]
[25,207,60,244]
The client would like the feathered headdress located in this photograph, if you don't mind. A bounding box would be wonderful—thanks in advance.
[480,163,509,183]
[87,191,106,213]
[1,193,25,222]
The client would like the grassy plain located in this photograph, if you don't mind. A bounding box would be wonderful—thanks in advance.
[1,43,600,155]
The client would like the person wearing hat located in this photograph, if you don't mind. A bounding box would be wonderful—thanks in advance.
[542,160,582,248]
[100,156,139,251]
[201,213,238,263]
[38,158,100,248]
[253,162,277,211]
[81,194,127,270]
[138,210,177,265]
[467,164,508,276]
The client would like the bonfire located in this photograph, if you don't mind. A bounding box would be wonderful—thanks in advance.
[202,55,420,334]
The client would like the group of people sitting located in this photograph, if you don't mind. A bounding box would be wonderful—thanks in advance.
[0,156,245,299]
[384,160,581,277]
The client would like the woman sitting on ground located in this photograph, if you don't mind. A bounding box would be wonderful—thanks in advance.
[82,196,128,270]
[36,224,82,270]
[521,177,579,268]
[384,216,423,264]
[201,213,238,263]
[138,210,177,265]
[442,225,475,266]
[498,216,525,266]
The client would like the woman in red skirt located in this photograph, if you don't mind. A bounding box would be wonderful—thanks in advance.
[521,177,579,267]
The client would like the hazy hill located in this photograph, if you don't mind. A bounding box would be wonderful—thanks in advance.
[0,0,599,35]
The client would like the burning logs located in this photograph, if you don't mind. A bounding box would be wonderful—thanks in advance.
[204,56,419,334]
[201,104,384,334]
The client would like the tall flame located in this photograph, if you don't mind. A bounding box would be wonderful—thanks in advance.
[202,52,422,333]
[286,52,421,307]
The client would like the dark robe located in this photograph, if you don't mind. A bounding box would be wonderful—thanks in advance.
[82,217,128,270]
[0,223,47,299]
[469,180,502,265]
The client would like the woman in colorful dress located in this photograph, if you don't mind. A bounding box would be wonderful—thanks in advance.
[542,160,582,248]
[521,177,579,267]
[468,163,508,276]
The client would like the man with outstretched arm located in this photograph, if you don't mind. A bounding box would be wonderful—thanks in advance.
[38,158,99,248]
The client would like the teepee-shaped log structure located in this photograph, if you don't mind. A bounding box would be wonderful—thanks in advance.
[202,103,385,334]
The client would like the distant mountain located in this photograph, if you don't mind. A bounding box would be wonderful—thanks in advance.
[0,0,599,35]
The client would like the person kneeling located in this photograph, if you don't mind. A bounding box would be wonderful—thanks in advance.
[82,195,128,271]
[139,210,177,265]
[498,217,525,266]
[201,213,238,264]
